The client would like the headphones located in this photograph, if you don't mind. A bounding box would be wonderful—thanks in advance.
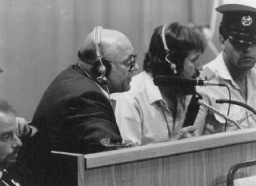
[93,26,107,85]
[161,25,178,74]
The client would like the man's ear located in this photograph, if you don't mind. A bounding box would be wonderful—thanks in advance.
[219,35,225,50]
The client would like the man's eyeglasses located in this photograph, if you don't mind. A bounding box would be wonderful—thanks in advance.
[104,54,137,72]
[122,54,137,71]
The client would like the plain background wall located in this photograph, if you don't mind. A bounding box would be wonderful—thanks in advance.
[0,0,220,120]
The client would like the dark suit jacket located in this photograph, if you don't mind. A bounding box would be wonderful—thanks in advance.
[33,64,121,153]
[13,65,122,186]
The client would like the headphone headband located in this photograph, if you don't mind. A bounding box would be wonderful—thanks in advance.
[93,26,103,60]
[161,25,170,52]
[93,26,107,84]
[161,24,177,74]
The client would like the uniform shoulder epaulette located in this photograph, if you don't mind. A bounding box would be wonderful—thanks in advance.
[199,67,216,80]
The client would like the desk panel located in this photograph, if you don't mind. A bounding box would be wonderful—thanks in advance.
[53,128,256,186]
[83,141,256,186]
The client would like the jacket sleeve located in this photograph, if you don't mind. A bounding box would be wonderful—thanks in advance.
[58,91,122,154]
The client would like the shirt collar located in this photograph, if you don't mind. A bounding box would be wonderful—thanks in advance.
[142,72,193,113]
[248,67,256,87]
[0,169,7,180]
[98,84,109,98]
[144,73,164,105]
[204,52,233,81]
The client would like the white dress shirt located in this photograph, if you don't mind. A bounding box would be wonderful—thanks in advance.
[195,52,256,134]
[112,71,192,145]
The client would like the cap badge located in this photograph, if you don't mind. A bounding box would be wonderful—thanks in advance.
[241,15,253,27]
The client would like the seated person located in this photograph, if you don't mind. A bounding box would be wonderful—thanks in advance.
[112,22,205,145]
[194,2,256,135]
[0,99,23,186]
[14,26,139,186]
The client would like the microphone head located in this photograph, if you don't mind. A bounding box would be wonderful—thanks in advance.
[154,75,199,86]
[153,75,197,95]
[154,75,227,87]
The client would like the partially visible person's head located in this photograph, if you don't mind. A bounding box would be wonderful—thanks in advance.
[0,99,22,171]
[143,22,205,79]
[217,2,256,71]
[78,26,138,93]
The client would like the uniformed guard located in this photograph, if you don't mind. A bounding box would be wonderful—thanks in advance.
[195,2,256,135]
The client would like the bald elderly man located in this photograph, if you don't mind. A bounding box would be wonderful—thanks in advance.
[14,27,138,185]
[33,26,137,153]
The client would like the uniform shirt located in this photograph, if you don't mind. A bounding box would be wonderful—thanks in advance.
[195,52,256,135]
[112,71,192,145]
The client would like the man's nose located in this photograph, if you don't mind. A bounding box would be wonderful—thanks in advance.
[130,62,139,72]
[238,43,255,53]
[134,62,139,71]
[195,60,203,71]
[242,46,253,53]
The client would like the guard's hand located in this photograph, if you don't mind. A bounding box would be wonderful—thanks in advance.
[171,126,198,141]
[16,117,39,138]
[16,117,31,137]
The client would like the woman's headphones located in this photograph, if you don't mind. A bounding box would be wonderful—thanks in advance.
[161,25,178,74]
[93,26,107,85]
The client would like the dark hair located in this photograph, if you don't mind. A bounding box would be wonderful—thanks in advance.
[0,99,16,115]
[143,22,205,77]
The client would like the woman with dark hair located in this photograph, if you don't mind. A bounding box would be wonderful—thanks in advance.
[112,22,206,145]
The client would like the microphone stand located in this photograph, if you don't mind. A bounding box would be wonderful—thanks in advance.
[183,93,202,127]
[216,99,256,116]
[197,100,242,129]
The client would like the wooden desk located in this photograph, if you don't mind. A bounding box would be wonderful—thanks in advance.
[53,128,256,186]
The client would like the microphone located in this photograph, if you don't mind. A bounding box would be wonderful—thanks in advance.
[198,99,242,129]
[216,99,256,115]
[153,76,226,87]
[183,92,202,127]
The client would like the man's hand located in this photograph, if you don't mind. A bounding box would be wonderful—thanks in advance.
[171,126,198,141]
[16,117,39,137]
[16,117,31,137]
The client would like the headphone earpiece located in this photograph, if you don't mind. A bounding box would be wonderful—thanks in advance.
[161,25,178,74]
[93,26,107,85]
[95,61,107,85]
[96,60,107,85]
[97,62,106,74]
[165,53,177,74]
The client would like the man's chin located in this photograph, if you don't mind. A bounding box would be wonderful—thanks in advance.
[118,84,131,93]
[0,160,15,170]
[122,84,131,92]
[7,155,18,165]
